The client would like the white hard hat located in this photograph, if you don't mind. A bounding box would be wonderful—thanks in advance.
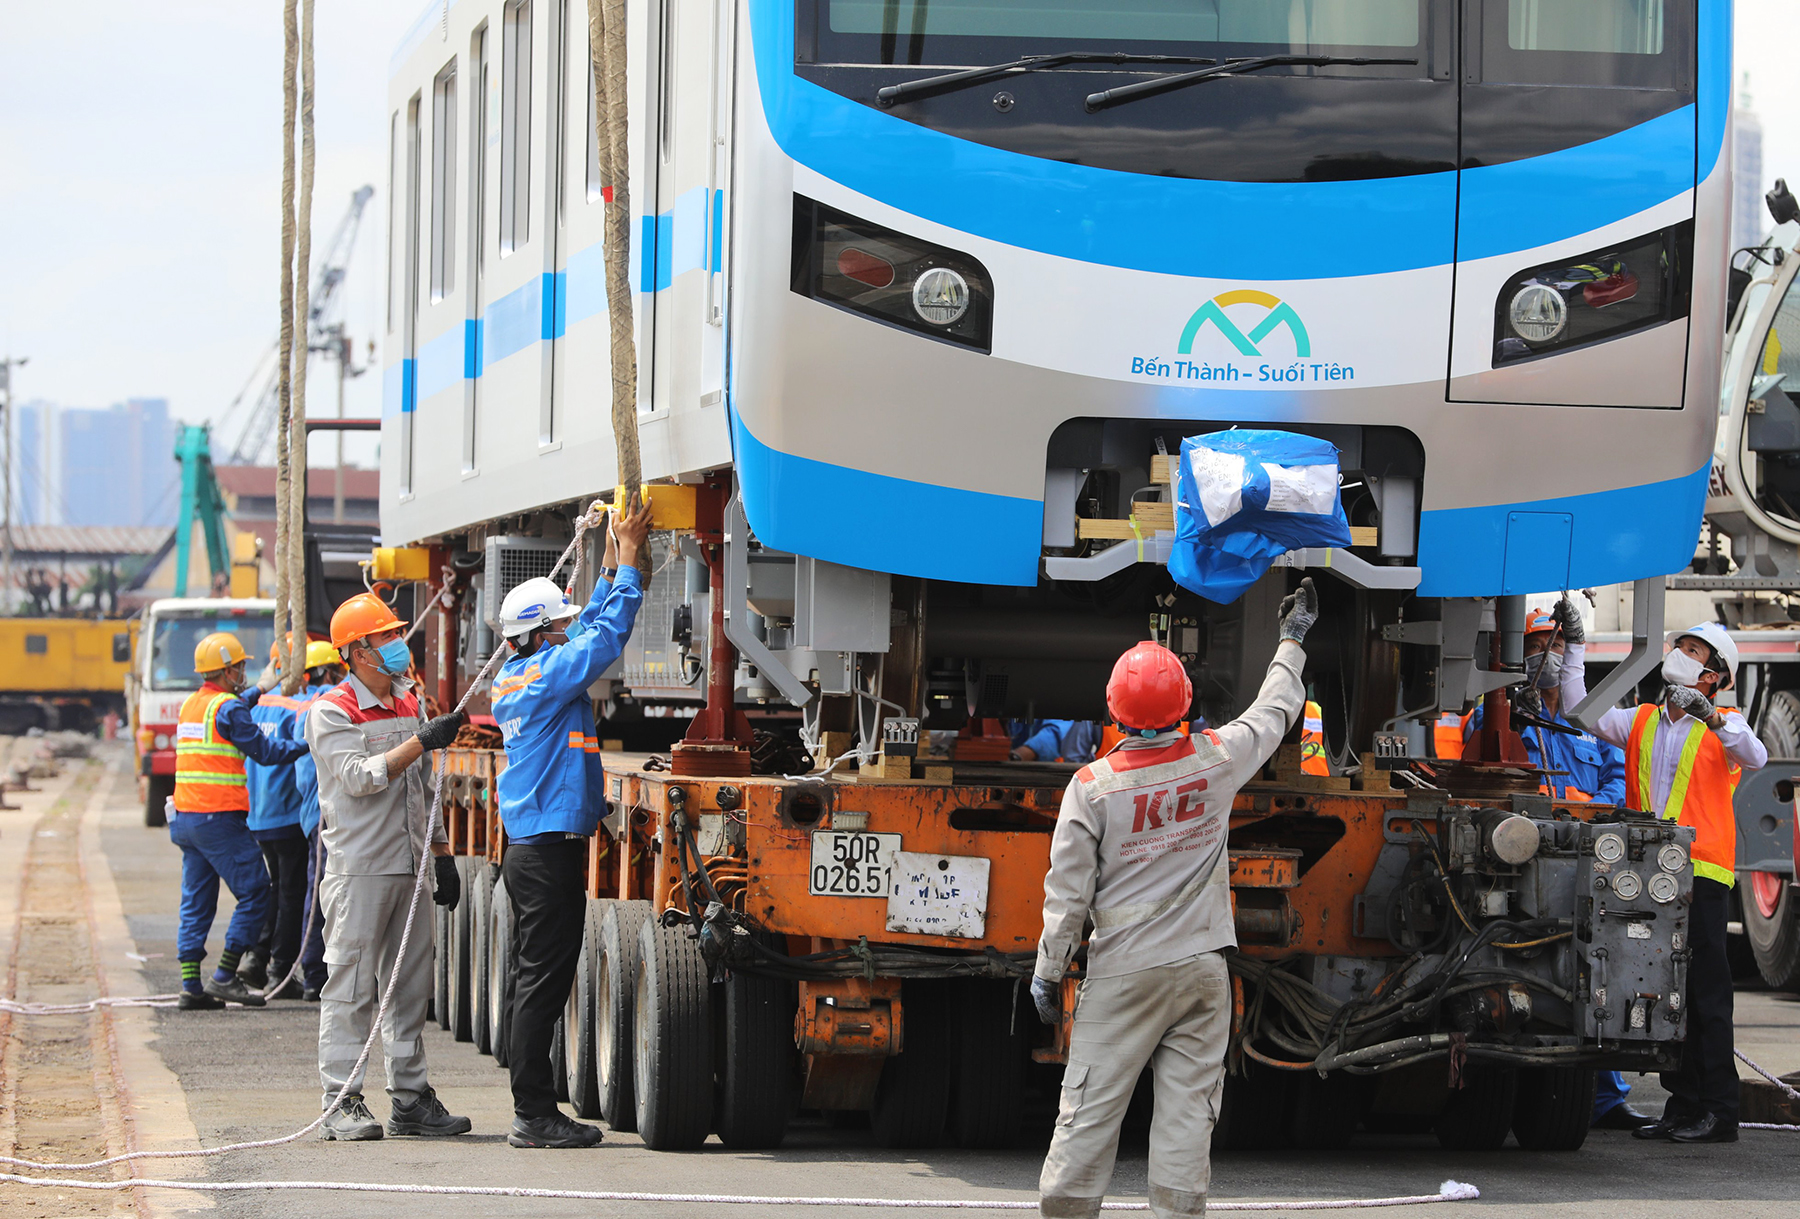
[1667,622,1738,690]
[499,577,578,640]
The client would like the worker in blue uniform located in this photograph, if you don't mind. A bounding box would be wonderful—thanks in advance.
[490,496,650,1149]
[1465,605,1643,1129]
[288,641,345,1001]
[1011,720,1101,764]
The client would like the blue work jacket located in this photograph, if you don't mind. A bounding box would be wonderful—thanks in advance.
[245,687,321,837]
[1466,704,1626,804]
[493,566,644,839]
[1010,719,1101,764]
[269,679,332,839]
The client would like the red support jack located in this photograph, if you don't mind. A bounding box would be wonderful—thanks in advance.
[671,476,754,777]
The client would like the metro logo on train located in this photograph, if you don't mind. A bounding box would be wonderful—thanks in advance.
[1130,290,1352,386]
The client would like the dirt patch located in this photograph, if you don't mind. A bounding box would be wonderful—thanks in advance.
[0,761,136,1216]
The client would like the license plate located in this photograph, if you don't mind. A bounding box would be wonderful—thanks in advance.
[808,831,901,898]
[886,852,991,939]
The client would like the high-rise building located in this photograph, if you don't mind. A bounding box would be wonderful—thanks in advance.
[9,398,178,528]
[1734,72,1766,255]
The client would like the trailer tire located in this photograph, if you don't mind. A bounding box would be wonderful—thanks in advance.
[947,978,1024,1149]
[715,931,795,1150]
[1287,1070,1361,1150]
[598,901,651,1130]
[566,899,605,1119]
[143,775,173,828]
[633,915,714,1150]
[1435,1067,1517,1150]
[447,857,476,1042]
[871,979,951,1149]
[1743,868,1800,992]
[471,863,494,1055]
[489,876,514,1068]
[1215,1061,1291,1150]
[433,903,451,1030]
[1511,1066,1594,1151]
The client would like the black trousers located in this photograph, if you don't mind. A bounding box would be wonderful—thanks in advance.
[1660,876,1739,1127]
[254,835,311,970]
[502,838,588,1119]
[300,829,328,991]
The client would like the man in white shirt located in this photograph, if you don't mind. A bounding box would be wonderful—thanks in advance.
[1032,579,1318,1219]
[1556,601,1763,1144]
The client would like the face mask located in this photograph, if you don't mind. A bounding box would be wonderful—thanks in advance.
[373,638,412,677]
[1662,650,1706,688]
[1524,651,1562,689]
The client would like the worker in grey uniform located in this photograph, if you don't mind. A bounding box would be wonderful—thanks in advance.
[308,592,469,1141]
[1032,578,1318,1219]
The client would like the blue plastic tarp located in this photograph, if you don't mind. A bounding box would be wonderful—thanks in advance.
[1168,429,1352,603]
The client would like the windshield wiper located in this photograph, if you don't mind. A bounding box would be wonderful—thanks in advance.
[876,52,1216,108]
[1084,54,1418,112]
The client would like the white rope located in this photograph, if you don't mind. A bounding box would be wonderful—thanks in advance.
[0,1175,1482,1211]
[0,522,597,1175]
[0,995,181,1016]
[1736,1048,1800,1103]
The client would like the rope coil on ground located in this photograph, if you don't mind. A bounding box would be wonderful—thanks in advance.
[0,1174,1483,1210]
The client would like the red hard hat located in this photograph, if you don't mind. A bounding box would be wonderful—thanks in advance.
[1106,641,1193,731]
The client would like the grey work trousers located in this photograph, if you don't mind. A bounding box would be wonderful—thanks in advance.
[317,872,434,1108]
[1039,952,1231,1219]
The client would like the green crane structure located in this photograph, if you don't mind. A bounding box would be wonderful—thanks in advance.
[171,424,231,598]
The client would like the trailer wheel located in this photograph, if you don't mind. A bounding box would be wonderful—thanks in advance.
[871,979,951,1149]
[470,863,494,1055]
[715,931,796,1149]
[433,903,451,1030]
[566,898,605,1118]
[1215,1061,1292,1150]
[947,978,1024,1149]
[1288,1070,1361,1150]
[144,774,173,828]
[1435,1067,1517,1150]
[1743,868,1800,992]
[598,901,651,1130]
[489,876,514,1068]
[447,857,476,1042]
[1511,1067,1593,1151]
[633,915,714,1149]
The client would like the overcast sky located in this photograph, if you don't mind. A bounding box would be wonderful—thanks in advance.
[1,0,1797,471]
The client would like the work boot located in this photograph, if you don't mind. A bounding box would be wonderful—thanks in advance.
[1592,1103,1655,1130]
[507,1112,604,1148]
[236,951,269,989]
[1632,1115,1683,1141]
[387,1088,472,1137]
[302,987,321,1002]
[1670,1112,1737,1143]
[176,990,225,1011]
[319,1095,384,1141]
[202,973,267,1007]
[265,965,303,1000]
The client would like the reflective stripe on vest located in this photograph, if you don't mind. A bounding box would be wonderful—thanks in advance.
[1434,711,1466,761]
[1624,704,1739,888]
[1299,700,1327,775]
[174,689,248,813]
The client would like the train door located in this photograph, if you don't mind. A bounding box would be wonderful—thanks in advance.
[646,0,732,429]
[1448,0,1697,407]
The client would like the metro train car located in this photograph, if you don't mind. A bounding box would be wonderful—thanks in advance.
[386,0,1726,751]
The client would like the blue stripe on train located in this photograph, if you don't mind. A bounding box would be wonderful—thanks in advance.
[744,0,1730,281]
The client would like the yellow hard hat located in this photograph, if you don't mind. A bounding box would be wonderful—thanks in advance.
[194,632,248,675]
[304,639,339,671]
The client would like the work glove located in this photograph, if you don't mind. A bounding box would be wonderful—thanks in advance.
[1551,596,1585,646]
[1277,576,1319,644]
[1031,975,1061,1025]
[415,709,467,752]
[1666,684,1717,723]
[432,854,461,908]
[256,659,281,693]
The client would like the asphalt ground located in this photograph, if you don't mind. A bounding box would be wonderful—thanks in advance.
[6,744,1798,1218]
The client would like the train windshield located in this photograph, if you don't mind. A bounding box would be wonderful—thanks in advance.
[147,609,276,692]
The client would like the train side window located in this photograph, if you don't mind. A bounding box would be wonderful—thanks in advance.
[386,110,401,331]
[25,635,46,656]
[1477,0,1685,89]
[430,60,458,302]
[500,0,533,255]
[112,634,130,664]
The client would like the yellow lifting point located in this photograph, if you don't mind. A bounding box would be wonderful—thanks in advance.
[370,547,432,582]
[609,484,697,531]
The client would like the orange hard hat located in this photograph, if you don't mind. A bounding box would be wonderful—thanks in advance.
[1525,608,1557,637]
[330,593,407,650]
[194,632,248,675]
[1106,641,1193,732]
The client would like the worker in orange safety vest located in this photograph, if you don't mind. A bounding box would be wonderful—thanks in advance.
[1557,602,1764,1144]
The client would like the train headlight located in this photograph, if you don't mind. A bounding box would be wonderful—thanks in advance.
[911,268,969,326]
[1508,284,1567,342]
